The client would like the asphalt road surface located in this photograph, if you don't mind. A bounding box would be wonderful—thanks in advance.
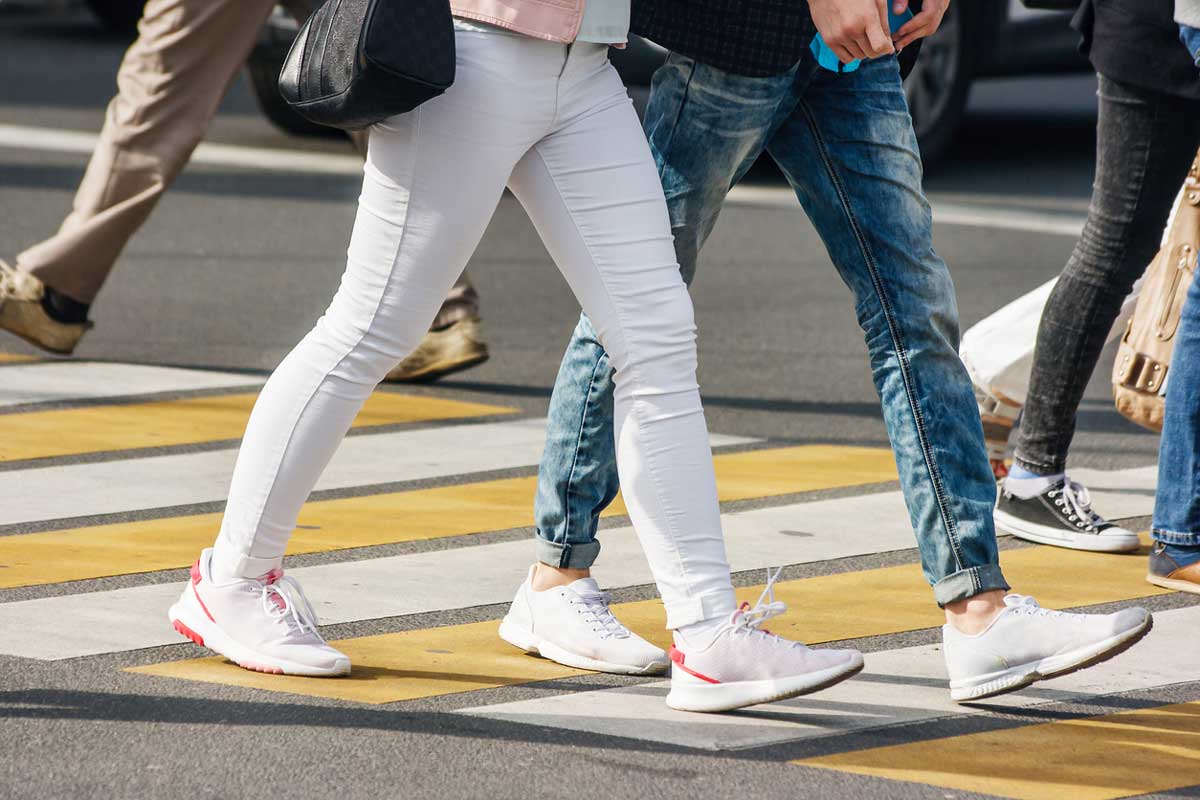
[1,6,1197,800]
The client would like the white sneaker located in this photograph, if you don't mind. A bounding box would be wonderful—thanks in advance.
[499,566,668,675]
[168,548,351,677]
[665,570,864,713]
[943,594,1151,702]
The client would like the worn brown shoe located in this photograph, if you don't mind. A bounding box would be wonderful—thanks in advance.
[0,262,91,355]
[975,383,1021,480]
[1147,542,1200,595]
[385,315,489,383]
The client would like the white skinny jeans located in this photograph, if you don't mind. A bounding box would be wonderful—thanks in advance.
[211,31,737,629]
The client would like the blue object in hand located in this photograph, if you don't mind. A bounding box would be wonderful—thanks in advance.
[1181,24,1200,68]
[811,5,915,73]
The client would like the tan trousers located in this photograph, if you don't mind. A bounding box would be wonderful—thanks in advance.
[16,0,477,328]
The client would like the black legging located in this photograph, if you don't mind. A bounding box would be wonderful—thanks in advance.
[1014,74,1200,474]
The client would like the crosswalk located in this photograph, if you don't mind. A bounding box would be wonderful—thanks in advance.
[1,356,1195,800]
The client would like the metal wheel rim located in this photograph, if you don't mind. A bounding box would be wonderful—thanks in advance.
[904,3,962,139]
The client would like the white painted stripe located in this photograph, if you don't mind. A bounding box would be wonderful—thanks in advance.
[0,124,363,177]
[459,605,1194,751]
[0,123,1085,237]
[726,185,1086,237]
[1070,466,1157,522]
[0,488,916,660]
[0,424,753,526]
[0,466,1155,660]
[0,362,261,408]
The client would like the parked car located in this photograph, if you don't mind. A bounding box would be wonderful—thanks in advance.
[86,0,1089,167]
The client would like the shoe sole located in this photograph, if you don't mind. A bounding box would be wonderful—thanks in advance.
[1146,573,1200,594]
[665,652,865,713]
[993,508,1141,553]
[949,613,1153,702]
[0,300,86,355]
[168,599,351,678]
[497,619,669,676]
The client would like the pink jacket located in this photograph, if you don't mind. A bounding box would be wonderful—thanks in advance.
[449,0,584,44]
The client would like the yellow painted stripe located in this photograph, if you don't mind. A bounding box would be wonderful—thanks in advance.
[796,702,1200,800]
[130,535,1169,705]
[0,445,898,588]
[0,353,38,364]
[0,391,514,463]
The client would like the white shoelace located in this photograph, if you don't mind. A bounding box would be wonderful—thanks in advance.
[1049,478,1103,532]
[259,574,323,639]
[729,568,804,649]
[572,590,630,640]
[1003,593,1082,620]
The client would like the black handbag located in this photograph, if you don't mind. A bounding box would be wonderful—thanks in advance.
[278,0,456,131]
[1019,0,1080,10]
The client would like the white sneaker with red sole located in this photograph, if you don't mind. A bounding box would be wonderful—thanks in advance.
[168,548,350,677]
[665,570,864,713]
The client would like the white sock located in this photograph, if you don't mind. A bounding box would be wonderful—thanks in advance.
[673,616,726,649]
[1004,471,1065,499]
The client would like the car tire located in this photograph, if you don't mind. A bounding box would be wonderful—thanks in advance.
[904,0,978,169]
[83,0,146,35]
[245,48,343,139]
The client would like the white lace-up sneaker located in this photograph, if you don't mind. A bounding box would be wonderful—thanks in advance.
[499,566,668,675]
[168,548,351,677]
[943,594,1151,702]
[666,570,864,713]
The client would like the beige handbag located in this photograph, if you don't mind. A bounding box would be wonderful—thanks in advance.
[1112,153,1200,432]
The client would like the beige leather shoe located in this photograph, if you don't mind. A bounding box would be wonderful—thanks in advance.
[0,262,91,355]
[385,315,489,383]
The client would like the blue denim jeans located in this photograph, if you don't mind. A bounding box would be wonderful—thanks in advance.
[1152,260,1200,546]
[533,50,1009,605]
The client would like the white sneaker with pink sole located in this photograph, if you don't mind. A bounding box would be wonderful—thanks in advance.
[168,548,350,677]
[666,570,864,713]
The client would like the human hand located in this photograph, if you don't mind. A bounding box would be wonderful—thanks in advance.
[892,0,952,52]
[809,0,895,65]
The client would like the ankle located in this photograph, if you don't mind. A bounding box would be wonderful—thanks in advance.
[530,562,590,592]
[944,589,1007,635]
[1163,541,1200,568]
[40,285,91,324]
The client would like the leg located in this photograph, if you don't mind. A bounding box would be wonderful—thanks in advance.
[768,56,1006,606]
[506,48,863,710]
[209,32,536,580]
[1014,76,1200,475]
[770,55,1152,702]
[15,0,276,303]
[531,54,795,573]
[508,52,735,629]
[1149,263,1200,592]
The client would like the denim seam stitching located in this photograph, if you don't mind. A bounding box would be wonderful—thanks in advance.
[528,143,700,616]
[239,110,424,561]
[558,352,612,555]
[798,100,968,576]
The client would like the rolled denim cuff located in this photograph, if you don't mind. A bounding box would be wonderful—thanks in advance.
[932,563,1010,607]
[663,589,739,631]
[1152,527,1200,546]
[535,536,602,570]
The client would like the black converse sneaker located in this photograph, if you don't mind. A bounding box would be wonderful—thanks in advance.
[994,477,1141,553]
